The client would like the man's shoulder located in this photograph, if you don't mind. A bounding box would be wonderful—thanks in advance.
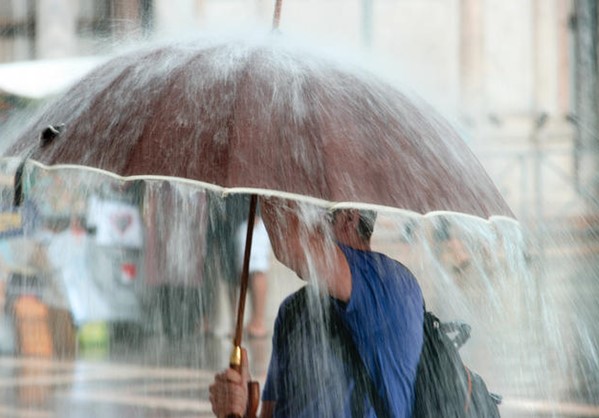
[279,286,309,314]
[338,244,421,294]
[273,287,311,347]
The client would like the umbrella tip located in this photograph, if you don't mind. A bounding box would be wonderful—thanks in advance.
[39,124,64,147]
[272,0,283,30]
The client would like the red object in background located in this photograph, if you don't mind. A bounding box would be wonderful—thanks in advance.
[121,263,136,283]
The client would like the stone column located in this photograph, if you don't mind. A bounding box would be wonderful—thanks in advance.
[572,0,599,205]
[361,0,373,49]
[113,0,141,36]
[532,0,560,119]
[35,0,78,59]
[556,0,572,117]
[459,0,483,125]
[0,1,35,61]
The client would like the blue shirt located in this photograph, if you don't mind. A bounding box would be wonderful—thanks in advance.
[262,245,424,417]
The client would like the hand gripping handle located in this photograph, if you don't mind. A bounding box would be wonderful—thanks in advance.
[227,347,260,418]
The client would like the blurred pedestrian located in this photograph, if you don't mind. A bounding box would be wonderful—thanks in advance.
[203,193,247,336]
[434,217,471,273]
[235,214,271,338]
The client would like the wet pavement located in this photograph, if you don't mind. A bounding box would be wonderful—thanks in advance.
[0,334,274,418]
[0,354,215,417]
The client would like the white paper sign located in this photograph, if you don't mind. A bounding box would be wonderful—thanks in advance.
[87,197,143,248]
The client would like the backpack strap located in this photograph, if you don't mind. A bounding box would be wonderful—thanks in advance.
[328,301,392,418]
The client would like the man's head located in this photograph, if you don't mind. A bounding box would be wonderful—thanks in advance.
[331,208,376,249]
[260,198,377,276]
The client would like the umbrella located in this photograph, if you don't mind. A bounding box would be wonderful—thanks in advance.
[4,25,514,418]
[6,39,512,219]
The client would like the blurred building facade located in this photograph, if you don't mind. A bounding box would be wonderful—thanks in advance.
[0,0,597,225]
[0,1,574,125]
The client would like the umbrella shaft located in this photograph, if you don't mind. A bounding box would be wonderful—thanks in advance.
[273,0,283,29]
[233,194,258,347]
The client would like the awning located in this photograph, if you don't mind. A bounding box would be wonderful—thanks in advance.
[0,56,105,99]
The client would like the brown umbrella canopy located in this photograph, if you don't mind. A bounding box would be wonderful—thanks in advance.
[7,36,513,219]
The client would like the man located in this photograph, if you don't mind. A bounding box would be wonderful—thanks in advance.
[210,198,424,417]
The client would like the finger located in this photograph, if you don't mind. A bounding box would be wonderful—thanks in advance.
[210,381,242,398]
[212,372,226,382]
[209,385,247,416]
[215,369,243,384]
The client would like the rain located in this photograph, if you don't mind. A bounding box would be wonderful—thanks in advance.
[0,1,598,417]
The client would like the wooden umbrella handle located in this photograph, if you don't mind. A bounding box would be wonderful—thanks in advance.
[247,381,261,418]
[227,351,260,418]
[224,386,260,417]
[232,195,257,347]
[227,195,259,418]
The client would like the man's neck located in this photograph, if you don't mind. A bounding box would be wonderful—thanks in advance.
[337,234,371,251]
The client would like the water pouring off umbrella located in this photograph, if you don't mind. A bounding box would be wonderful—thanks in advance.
[5,2,515,416]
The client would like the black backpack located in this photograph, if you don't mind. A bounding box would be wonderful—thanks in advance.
[279,287,501,417]
[412,311,502,418]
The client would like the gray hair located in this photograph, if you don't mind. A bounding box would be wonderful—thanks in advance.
[357,209,377,240]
